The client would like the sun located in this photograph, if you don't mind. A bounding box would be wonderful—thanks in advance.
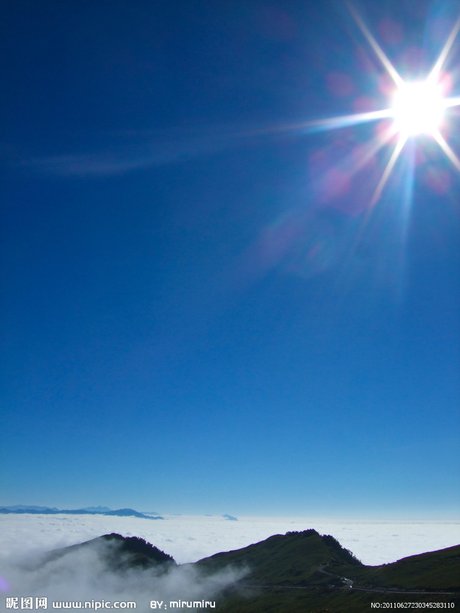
[304,7,460,202]
[391,80,446,137]
[286,8,460,203]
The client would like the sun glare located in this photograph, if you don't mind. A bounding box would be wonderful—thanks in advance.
[293,7,460,204]
[391,80,446,137]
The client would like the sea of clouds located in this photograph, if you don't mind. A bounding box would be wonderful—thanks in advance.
[1,513,459,565]
[0,514,459,611]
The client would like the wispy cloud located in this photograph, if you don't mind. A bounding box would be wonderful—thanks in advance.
[14,115,351,178]
[16,124,262,178]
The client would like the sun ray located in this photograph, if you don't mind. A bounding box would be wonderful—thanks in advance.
[371,136,407,206]
[433,130,460,172]
[445,96,460,109]
[248,108,394,141]
[428,17,460,83]
[297,108,393,133]
[352,124,397,173]
[323,120,397,188]
[347,2,404,88]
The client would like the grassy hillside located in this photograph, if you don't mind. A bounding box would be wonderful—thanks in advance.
[344,543,460,590]
[215,588,459,613]
[197,530,460,612]
[197,529,360,587]
[43,532,175,571]
[39,530,460,612]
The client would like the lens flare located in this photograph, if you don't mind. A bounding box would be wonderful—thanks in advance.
[263,8,460,206]
[305,7,460,205]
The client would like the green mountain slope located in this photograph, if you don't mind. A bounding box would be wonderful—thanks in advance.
[197,529,360,586]
[196,530,460,612]
[43,532,176,571]
[30,530,460,612]
[346,543,460,590]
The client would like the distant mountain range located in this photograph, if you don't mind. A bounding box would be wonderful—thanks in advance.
[0,505,162,519]
[31,529,460,612]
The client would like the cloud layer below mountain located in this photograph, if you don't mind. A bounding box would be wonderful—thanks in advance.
[0,514,458,565]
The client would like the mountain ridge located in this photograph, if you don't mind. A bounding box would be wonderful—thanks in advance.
[43,532,175,571]
[0,505,162,519]
[12,529,460,612]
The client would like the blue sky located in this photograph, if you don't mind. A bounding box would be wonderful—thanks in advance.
[1,0,460,518]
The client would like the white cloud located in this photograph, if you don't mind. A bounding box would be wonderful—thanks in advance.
[0,514,458,566]
[0,536,245,612]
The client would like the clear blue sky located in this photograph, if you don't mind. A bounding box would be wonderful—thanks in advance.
[1,0,460,518]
